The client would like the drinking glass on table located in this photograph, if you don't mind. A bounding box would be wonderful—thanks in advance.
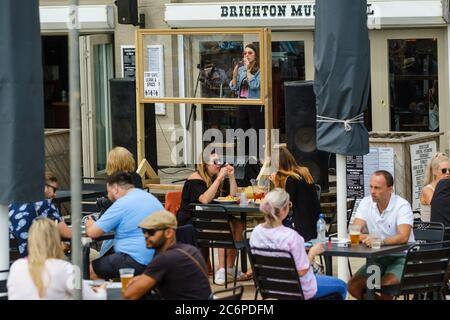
[119,268,135,294]
[370,233,382,249]
[348,225,361,246]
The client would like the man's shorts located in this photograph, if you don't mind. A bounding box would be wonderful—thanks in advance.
[354,256,406,281]
[92,252,147,280]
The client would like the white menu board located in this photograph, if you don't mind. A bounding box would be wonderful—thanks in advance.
[363,147,395,196]
[146,45,165,115]
[410,141,437,211]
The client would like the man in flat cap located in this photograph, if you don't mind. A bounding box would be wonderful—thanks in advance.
[123,210,212,300]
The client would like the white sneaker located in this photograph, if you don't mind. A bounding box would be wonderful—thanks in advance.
[214,268,226,285]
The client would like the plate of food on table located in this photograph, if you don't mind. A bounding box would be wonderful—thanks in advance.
[213,195,239,203]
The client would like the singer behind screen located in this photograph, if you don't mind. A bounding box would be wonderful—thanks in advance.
[229,43,263,157]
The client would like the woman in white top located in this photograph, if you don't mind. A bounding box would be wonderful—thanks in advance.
[7,217,106,300]
[420,152,450,222]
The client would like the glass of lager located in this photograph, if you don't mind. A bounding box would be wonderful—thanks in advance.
[348,225,361,246]
[119,268,135,294]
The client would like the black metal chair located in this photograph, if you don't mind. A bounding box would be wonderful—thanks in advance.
[191,204,246,288]
[445,227,450,241]
[377,241,450,300]
[327,197,357,236]
[248,246,342,300]
[413,210,422,222]
[9,238,21,264]
[413,221,445,243]
[210,285,244,300]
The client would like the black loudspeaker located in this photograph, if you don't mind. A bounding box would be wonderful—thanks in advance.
[284,80,329,192]
[115,0,138,25]
[110,78,158,172]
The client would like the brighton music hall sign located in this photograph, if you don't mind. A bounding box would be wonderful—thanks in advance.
[219,3,375,17]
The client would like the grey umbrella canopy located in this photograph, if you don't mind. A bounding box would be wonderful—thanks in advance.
[0,0,44,298]
[314,0,370,156]
[0,0,44,202]
[314,0,370,280]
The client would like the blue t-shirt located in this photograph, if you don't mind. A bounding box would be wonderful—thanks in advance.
[95,189,163,265]
[9,200,63,257]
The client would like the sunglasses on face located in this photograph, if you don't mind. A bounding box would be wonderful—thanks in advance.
[46,184,58,193]
[441,168,450,174]
[243,51,254,56]
[142,228,166,236]
[210,159,225,167]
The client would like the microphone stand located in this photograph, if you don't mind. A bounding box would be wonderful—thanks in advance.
[186,65,204,131]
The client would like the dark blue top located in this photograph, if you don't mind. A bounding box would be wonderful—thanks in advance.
[9,199,62,257]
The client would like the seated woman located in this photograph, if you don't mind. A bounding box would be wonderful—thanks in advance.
[178,152,250,285]
[250,188,347,300]
[7,217,106,300]
[269,145,320,241]
[420,152,450,222]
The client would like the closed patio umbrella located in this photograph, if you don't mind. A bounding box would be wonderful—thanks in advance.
[314,0,370,280]
[0,0,45,299]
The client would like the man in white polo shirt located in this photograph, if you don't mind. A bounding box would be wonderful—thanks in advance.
[347,170,415,300]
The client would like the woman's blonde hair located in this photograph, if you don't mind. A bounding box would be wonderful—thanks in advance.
[259,188,290,227]
[423,152,450,185]
[274,146,314,187]
[105,146,136,176]
[27,218,65,298]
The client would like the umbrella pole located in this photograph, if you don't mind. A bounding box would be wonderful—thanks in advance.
[0,205,8,299]
[69,0,82,300]
[336,154,350,282]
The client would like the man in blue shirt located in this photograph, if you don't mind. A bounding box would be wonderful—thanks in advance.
[85,171,163,280]
[9,172,72,257]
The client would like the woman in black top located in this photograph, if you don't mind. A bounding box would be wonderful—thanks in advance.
[269,146,321,241]
[178,153,237,225]
[178,152,248,285]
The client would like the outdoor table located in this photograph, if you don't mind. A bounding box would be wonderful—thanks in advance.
[321,242,413,300]
[193,202,263,273]
[55,188,106,203]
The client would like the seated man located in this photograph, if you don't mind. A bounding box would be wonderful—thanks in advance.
[123,210,212,300]
[347,170,415,300]
[9,172,72,257]
[85,172,163,280]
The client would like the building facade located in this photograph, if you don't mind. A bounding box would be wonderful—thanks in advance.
[39,0,450,175]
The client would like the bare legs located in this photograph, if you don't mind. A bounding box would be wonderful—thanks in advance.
[218,220,245,269]
[348,273,398,300]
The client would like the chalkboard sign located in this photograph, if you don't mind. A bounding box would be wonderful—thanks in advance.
[121,45,135,78]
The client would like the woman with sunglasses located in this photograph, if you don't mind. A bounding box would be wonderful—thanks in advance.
[230,43,263,158]
[178,152,251,285]
[230,43,260,99]
[250,188,347,300]
[420,152,450,222]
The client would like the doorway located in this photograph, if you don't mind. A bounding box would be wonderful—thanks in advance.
[42,36,69,129]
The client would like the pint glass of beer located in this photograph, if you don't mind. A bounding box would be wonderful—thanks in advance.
[119,268,135,293]
[349,225,361,246]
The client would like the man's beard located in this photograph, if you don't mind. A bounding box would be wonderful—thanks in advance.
[149,235,166,250]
